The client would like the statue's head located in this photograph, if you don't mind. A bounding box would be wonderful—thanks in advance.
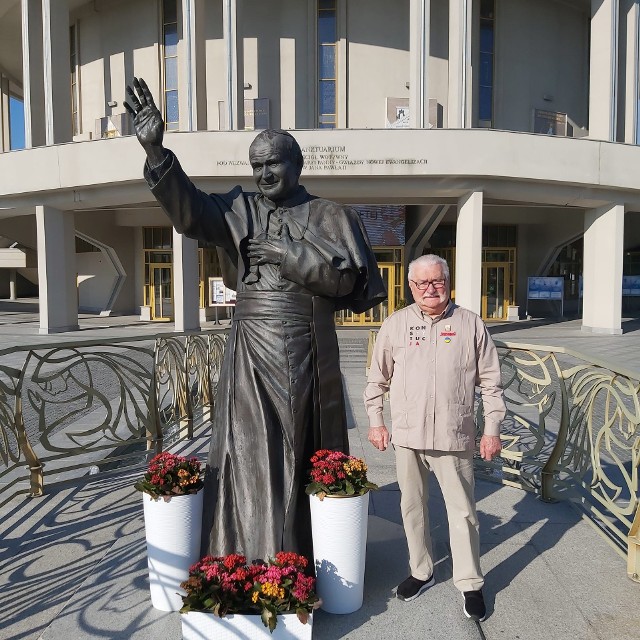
[249,129,304,202]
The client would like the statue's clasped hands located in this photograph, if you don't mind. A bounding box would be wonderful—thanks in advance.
[247,224,292,266]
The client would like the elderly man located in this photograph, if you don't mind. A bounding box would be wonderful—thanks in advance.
[364,254,504,622]
[125,78,386,563]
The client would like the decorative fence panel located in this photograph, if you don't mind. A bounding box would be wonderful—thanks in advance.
[0,331,228,506]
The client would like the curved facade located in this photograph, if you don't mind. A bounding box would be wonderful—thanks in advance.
[0,0,638,333]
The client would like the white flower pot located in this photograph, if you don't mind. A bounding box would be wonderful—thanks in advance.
[143,491,203,611]
[181,611,313,640]
[309,492,369,614]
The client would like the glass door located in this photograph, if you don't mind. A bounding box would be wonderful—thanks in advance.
[336,263,395,325]
[148,264,173,321]
[482,263,509,320]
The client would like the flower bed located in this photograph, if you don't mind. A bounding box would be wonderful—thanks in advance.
[180,552,319,632]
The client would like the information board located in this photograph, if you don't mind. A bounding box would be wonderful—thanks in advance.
[208,277,237,306]
[527,276,565,317]
[622,275,640,296]
[527,277,564,300]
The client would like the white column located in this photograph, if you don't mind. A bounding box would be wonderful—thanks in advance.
[180,0,207,131]
[21,0,46,148]
[589,0,619,141]
[9,269,17,301]
[448,0,471,128]
[280,37,296,129]
[409,0,431,128]
[623,0,639,143]
[36,206,78,334]
[582,204,625,334]
[0,74,9,151]
[223,0,244,130]
[172,230,200,332]
[455,191,482,315]
[42,0,72,145]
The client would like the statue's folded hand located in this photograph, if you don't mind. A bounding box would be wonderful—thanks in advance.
[247,226,292,266]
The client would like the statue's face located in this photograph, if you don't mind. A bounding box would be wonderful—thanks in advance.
[249,137,301,202]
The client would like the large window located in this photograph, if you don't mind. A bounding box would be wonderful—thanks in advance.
[478,0,495,127]
[9,96,25,150]
[70,23,80,136]
[317,0,337,128]
[162,0,179,131]
[548,239,582,300]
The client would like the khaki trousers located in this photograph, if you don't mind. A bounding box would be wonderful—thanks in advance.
[395,445,483,592]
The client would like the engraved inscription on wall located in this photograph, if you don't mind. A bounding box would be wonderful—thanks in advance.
[215,145,428,172]
[301,145,428,171]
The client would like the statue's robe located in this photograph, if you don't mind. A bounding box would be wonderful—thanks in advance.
[145,152,386,562]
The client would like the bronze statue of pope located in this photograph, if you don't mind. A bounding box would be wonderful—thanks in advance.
[126,77,386,563]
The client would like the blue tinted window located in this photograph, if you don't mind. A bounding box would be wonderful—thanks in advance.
[319,114,335,125]
[479,52,493,86]
[479,86,492,121]
[318,13,336,43]
[165,56,178,91]
[319,46,335,78]
[164,23,178,57]
[317,0,336,128]
[319,81,336,115]
[166,90,179,123]
[9,96,25,150]
[478,1,494,126]
[480,23,493,52]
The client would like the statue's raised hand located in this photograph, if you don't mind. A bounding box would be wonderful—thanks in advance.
[124,77,166,164]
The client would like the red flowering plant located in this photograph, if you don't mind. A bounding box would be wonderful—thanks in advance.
[134,451,203,500]
[305,449,378,500]
[179,552,319,632]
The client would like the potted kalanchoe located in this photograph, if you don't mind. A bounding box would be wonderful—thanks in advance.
[134,451,204,499]
[305,449,378,500]
[135,451,205,612]
[306,449,378,615]
[180,552,319,639]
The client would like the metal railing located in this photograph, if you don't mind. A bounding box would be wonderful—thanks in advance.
[367,330,640,582]
[2,328,638,581]
[0,331,228,506]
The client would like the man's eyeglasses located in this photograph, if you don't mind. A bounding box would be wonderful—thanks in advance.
[409,279,446,291]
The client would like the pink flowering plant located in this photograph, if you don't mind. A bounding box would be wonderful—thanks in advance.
[179,552,319,632]
[305,449,378,500]
[134,451,203,500]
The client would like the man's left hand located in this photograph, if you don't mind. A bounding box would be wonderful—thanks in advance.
[247,225,292,266]
[479,435,501,461]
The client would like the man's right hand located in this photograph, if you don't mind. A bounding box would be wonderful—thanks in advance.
[124,77,166,165]
[368,425,390,451]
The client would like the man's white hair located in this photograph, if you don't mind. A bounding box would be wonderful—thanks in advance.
[407,254,450,282]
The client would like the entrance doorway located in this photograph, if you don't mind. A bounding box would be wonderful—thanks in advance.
[148,264,173,321]
[482,263,509,320]
[431,246,516,321]
[336,263,396,325]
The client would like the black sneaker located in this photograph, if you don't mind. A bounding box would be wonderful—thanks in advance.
[395,574,435,601]
[463,589,486,621]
